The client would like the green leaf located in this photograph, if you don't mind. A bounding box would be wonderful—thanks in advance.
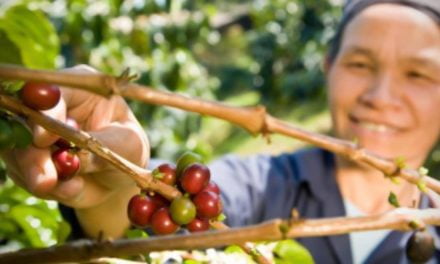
[0,30,22,65]
[216,213,227,222]
[0,5,59,69]
[183,260,202,264]
[56,220,71,243]
[273,240,314,264]
[388,192,400,208]
[8,204,59,247]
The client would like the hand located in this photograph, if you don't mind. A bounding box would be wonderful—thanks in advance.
[1,65,149,237]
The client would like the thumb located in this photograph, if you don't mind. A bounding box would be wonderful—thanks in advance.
[30,95,67,148]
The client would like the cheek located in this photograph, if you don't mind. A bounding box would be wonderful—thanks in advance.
[327,68,365,124]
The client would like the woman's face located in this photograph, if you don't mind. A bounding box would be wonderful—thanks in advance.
[327,4,440,167]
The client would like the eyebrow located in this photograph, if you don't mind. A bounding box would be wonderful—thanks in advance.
[406,56,440,71]
[342,46,440,70]
[341,46,375,58]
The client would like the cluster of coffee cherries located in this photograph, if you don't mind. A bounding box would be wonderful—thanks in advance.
[127,152,224,235]
[1,82,80,181]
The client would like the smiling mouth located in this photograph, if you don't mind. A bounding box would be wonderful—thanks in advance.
[349,116,400,134]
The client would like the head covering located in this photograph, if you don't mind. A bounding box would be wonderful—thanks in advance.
[328,0,440,62]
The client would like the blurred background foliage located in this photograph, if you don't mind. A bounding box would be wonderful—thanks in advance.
[0,0,439,252]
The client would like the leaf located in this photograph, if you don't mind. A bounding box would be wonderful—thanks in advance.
[8,204,59,247]
[388,192,400,208]
[0,5,59,69]
[0,30,22,65]
[273,240,314,264]
[216,213,226,222]
[56,220,71,243]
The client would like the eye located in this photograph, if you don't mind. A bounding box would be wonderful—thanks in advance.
[346,61,373,71]
[407,71,428,80]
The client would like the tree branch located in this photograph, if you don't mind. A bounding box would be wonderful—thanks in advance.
[0,208,438,264]
[0,64,438,194]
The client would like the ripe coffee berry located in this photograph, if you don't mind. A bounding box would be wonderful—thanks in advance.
[149,193,170,209]
[170,196,196,225]
[180,163,210,194]
[201,181,220,195]
[151,207,179,235]
[127,194,158,227]
[55,118,80,148]
[187,217,210,233]
[20,82,61,110]
[52,148,80,181]
[153,163,177,186]
[193,191,222,219]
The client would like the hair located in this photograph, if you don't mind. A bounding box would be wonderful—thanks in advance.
[327,0,440,64]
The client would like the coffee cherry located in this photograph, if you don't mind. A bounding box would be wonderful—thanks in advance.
[193,191,222,219]
[127,194,158,228]
[0,119,14,149]
[406,231,435,263]
[201,181,220,195]
[180,163,210,194]
[10,119,33,148]
[20,82,61,110]
[151,207,179,235]
[153,163,177,186]
[187,217,210,233]
[52,148,80,181]
[170,196,196,225]
[149,193,170,209]
[55,117,80,148]
[176,151,202,177]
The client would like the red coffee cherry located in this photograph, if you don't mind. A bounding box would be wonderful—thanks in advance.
[52,148,80,181]
[153,163,177,186]
[193,191,222,219]
[127,194,158,227]
[187,217,210,233]
[201,181,220,195]
[149,193,170,209]
[180,163,210,194]
[151,207,179,235]
[20,82,61,110]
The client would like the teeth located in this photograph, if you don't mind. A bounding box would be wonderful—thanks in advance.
[359,122,394,132]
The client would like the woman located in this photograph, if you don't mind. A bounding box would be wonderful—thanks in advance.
[2,0,440,263]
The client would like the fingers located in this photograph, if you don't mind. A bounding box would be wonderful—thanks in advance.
[30,97,67,148]
[12,147,58,196]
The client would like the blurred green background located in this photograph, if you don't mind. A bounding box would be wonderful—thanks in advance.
[0,0,438,252]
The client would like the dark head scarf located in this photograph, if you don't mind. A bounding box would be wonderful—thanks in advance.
[328,0,440,62]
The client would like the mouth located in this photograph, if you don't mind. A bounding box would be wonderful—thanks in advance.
[349,115,400,134]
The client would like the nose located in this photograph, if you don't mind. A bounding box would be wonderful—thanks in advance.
[359,72,401,110]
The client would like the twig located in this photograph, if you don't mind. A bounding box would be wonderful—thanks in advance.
[1,208,438,264]
[210,221,272,264]
[0,64,438,194]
